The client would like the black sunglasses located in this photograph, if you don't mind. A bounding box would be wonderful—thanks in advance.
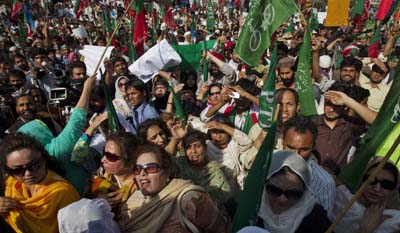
[6,159,43,177]
[362,175,397,190]
[265,184,304,201]
[104,152,121,162]
[134,163,162,176]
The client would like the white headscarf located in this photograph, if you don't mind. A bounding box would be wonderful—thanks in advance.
[58,198,120,233]
[258,150,316,233]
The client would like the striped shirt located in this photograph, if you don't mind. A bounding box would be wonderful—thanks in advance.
[308,156,336,219]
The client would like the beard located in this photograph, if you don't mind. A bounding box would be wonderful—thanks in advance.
[324,114,341,122]
[281,78,295,87]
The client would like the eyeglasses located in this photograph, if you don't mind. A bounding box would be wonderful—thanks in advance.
[209,91,221,96]
[6,159,43,177]
[118,82,128,87]
[133,163,162,175]
[265,184,304,201]
[362,175,397,190]
[104,152,121,162]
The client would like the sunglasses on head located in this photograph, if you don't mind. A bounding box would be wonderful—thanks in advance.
[6,159,43,177]
[265,183,304,201]
[362,175,397,190]
[104,152,121,162]
[133,163,162,175]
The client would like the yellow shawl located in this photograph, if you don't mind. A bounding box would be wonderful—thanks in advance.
[118,179,204,233]
[5,170,80,233]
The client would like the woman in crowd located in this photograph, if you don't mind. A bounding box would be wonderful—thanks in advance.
[91,132,139,213]
[205,114,253,194]
[333,157,400,233]
[256,150,331,233]
[125,79,158,131]
[113,76,131,119]
[0,134,80,233]
[138,118,187,156]
[16,74,97,195]
[118,144,230,233]
[174,130,234,217]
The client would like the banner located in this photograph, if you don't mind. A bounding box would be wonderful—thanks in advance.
[325,0,350,26]
[234,0,297,67]
[258,42,277,131]
[79,45,114,80]
[171,40,216,71]
[128,39,182,82]
[295,18,318,116]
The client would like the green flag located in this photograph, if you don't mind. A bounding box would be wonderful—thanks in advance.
[127,18,137,62]
[232,122,277,231]
[294,18,317,116]
[100,70,120,132]
[234,0,297,67]
[167,86,186,123]
[339,64,400,192]
[171,40,216,71]
[206,0,215,31]
[350,0,365,19]
[258,42,277,130]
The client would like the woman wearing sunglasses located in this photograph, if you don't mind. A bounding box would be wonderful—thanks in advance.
[333,157,400,233]
[91,132,139,211]
[118,144,230,233]
[0,134,80,233]
[256,150,331,233]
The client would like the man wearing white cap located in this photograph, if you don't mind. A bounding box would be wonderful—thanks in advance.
[179,31,192,45]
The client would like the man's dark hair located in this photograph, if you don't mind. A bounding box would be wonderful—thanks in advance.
[283,116,318,145]
[340,56,362,72]
[31,47,47,58]
[12,53,27,63]
[327,82,351,95]
[112,56,127,67]
[68,61,87,75]
[236,77,260,96]
[347,86,370,102]
[7,69,26,80]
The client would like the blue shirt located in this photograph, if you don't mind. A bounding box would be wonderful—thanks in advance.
[131,101,159,130]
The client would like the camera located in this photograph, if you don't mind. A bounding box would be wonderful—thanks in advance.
[50,88,68,101]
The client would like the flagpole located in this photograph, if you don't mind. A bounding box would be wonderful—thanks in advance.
[325,134,400,233]
[92,0,136,75]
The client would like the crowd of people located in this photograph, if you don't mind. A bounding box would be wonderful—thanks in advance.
[0,0,399,232]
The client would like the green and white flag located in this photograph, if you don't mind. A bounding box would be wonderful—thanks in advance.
[234,0,297,67]
[339,64,400,192]
[232,122,277,231]
[258,42,277,131]
[206,0,215,31]
[294,18,317,116]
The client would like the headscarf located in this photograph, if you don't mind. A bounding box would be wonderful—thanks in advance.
[333,157,400,233]
[58,198,120,233]
[113,76,131,118]
[258,150,316,233]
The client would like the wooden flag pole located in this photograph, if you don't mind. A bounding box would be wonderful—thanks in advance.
[92,0,136,74]
[325,134,400,233]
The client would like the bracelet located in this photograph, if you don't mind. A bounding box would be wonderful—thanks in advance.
[167,102,173,104]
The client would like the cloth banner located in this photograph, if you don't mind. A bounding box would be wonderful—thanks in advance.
[325,0,350,26]
[79,45,114,80]
[128,39,182,82]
